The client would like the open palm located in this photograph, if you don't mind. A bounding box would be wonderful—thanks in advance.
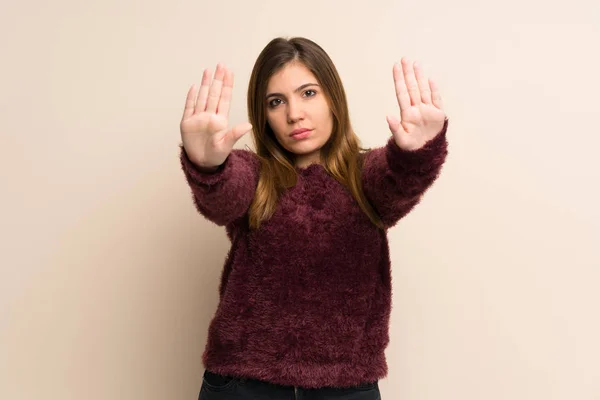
[386,57,447,151]
[180,64,253,168]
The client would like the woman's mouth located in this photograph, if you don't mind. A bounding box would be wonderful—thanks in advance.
[290,129,312,140]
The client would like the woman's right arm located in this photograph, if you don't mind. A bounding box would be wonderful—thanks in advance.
[179,145,259,226]
[179,63,257,226]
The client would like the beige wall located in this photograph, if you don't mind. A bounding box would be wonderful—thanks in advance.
[1,0,599,399]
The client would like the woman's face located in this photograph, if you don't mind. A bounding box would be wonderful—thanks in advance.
[265,62,333,168]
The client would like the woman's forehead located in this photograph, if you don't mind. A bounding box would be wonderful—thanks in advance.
[267,63,317,91]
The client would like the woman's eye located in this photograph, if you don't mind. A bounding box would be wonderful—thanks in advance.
[268,90,316,108]
[269,99,282,108]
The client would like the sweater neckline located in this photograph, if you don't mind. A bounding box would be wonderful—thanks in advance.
[294,163,323,173]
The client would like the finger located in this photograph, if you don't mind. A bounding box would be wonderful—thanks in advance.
[195,68,211,114]
[393,63,411,112]
[217,66,233,119]
[430,78,444,110]
[386,115,400,135]
[225,122,253,148]
[414,61,432,105]
[206,64,225,113]
[402,57,421,106]
[182,83,198,120]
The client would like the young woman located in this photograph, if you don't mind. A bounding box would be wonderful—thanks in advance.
[179,36,449,400]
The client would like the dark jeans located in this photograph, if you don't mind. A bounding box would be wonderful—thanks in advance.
[199,369,381,400]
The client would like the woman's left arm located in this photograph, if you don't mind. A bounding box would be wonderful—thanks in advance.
[361,57,449,229]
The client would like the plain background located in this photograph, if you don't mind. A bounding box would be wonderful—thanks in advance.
[1,0,599,399]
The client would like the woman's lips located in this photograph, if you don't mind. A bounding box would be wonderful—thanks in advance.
[291,129,312,140]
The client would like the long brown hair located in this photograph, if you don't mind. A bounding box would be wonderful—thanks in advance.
[246,36,384,230]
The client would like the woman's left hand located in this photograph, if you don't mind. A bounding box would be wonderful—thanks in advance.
[386,57,447,151]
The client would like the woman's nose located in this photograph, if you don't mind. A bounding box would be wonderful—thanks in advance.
[287,100,304,122]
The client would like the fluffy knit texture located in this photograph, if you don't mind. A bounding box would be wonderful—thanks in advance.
[179,119,449,389]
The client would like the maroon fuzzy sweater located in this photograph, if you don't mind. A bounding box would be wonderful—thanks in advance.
[179,119,449,389]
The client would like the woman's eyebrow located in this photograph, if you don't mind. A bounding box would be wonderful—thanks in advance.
[266,83,320,99]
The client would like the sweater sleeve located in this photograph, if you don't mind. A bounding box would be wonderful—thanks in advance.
[179,145,260,227]
[361,118,449,230]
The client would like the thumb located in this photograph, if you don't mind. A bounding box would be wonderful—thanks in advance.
[227,122,253,146]
[386,115,400,135]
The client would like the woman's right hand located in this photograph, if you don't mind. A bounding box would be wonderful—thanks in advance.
[180,63,253,169]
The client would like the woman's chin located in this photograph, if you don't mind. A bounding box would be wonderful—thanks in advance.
[289,145,320,156]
